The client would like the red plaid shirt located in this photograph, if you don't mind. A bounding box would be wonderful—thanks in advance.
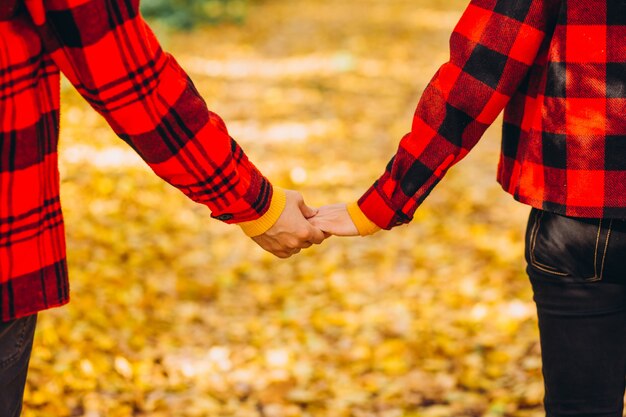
[358,0,626,229]
[0,0,277,322]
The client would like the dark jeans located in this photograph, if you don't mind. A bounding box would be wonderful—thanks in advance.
[0,314,37,417]
[525,208,626,417]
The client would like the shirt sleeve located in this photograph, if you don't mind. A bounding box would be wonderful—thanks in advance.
[357,0,559,230]
[30,0,281,231]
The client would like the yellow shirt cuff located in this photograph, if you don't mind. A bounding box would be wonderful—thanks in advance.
[237,187,287,237]
[347,202,381,236]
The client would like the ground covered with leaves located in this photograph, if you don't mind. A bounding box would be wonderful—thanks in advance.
[23,0,548,416]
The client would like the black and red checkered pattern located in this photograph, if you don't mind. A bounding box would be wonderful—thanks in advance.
[359,0,626,229]
[0,0,274,322]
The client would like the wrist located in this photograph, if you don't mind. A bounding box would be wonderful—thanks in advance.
[347,202,381,236]
[237,187,287,237]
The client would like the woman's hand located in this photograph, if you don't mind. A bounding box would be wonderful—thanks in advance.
[308,204,359,237]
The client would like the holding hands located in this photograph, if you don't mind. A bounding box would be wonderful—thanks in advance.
[250,196,380,258]
[251,190,327,258]
[308,204,359,237]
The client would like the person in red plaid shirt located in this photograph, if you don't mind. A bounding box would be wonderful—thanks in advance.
[312,0,626,415]
[0,0,326,413]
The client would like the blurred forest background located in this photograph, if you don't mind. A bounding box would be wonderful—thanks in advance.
[23,0,546,416]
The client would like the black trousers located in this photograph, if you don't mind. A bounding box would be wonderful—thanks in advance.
[0,314,37,417]
[526,208,626,417]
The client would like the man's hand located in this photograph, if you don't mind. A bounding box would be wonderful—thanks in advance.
[308,204,359,237]
[252,190,326,258]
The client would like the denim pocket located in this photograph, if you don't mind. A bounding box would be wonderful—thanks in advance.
[526,208,613,282]
[597,219,626,284]
[0,315,37,370]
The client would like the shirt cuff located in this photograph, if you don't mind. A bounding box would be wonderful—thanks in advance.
[347,202,381,236]
[237,187,287,237]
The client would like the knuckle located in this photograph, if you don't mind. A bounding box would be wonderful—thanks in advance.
[298,230,312,240]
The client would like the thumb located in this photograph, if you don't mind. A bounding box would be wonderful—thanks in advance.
[25,0,46,25]
[298,199,318,219]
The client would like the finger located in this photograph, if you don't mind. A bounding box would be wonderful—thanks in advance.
[308,225,326,244]
[307,216,325,231]
[300,241,314,249]
[284,248,300,257]
[284,237,303,250]
[25,0,46,25]
[299,200,319,219]
[307,217,333,237]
